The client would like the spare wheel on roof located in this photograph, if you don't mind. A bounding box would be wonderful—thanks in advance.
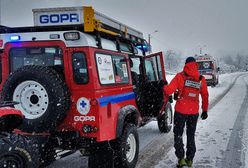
[1,65,71,133]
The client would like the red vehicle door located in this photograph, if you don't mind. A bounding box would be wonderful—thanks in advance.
[141,52,167,117]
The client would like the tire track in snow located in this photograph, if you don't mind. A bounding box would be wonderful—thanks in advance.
[136,132,173,168]
[208,74,244,110]
[221,75,248,168]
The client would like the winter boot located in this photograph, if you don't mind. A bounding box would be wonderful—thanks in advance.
[185,159,193,168]
[177,158,187,168]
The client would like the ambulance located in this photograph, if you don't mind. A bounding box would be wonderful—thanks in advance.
[0,6,172,168]
[195,54,219,87]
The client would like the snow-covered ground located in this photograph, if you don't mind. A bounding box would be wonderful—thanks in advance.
[48,72,247,168]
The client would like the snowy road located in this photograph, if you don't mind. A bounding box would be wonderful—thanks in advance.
[47,72,247,168]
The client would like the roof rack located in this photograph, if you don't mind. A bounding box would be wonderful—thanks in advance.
[32,6,145,45]
[0,6,149,53]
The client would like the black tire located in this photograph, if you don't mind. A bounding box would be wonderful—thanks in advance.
[40,147,56,167]
[157,103,173,133]
[37,137,56,167]
[216,78,219,85]
[112,123,139,168]
[1,65,70,133]
[0,134,40,168]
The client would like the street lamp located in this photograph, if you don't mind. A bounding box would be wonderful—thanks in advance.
[148,30,158,53]
[198,45,207,55]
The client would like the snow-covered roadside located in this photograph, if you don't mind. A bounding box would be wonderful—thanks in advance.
[241,76,248,168]
[155,72,248,168]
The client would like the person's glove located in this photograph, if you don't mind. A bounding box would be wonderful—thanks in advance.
[173,90,179,100]
[158,80,168,87]
[201,111,208,120]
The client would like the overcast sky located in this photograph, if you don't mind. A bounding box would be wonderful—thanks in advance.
[0,0,248,57]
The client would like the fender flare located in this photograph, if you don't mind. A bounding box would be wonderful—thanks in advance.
[0,107,24,132]
[116,105,139,138]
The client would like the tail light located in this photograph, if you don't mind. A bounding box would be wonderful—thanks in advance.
[210,62,214,69]
[0,39,3,48]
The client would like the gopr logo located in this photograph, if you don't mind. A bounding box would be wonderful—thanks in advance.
[77,97,91,115]
[39,13,79,24]
[74,116,96,122]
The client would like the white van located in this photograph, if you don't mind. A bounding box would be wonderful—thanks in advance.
[195,54,219,87]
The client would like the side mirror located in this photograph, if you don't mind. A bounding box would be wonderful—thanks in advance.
[217,67,220,72]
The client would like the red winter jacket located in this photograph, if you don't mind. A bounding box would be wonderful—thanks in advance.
[163,62,209,115]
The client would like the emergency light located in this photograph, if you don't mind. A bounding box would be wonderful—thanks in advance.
[10,35,21,41]
[136,44,150,52]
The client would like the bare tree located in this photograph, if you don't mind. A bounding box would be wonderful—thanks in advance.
[164,49,183,72]
[220,53,248,72]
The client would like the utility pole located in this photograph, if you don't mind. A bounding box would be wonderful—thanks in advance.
[198,45,206,55]
[148,33,151,54]
[148,34,151,49]
[148,30,158,54]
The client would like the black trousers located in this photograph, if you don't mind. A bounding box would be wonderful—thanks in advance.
[173,112,199,160]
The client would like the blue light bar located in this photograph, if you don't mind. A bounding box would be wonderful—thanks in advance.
[10,35,21,41]
[136,44,151,52]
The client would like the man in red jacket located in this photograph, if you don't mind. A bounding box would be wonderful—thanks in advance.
[163,57,209,168]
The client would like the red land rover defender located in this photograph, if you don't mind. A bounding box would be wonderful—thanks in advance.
[0,6,172,168]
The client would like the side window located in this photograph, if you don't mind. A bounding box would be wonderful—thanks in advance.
[156,56,163,80]
[145,57,158,81]
[130,57,141,75]
[9,47,63,72]
[72,52,88,84]
[96,53,129,85]
[112,55,128,83]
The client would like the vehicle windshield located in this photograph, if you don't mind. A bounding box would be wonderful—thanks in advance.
[197,61,213,70]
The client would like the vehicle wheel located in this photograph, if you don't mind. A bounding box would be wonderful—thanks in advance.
[1,65,71,133]
[0,134,40,168]
[112,123,139,168]
[216,78,219,85]
[39,141,57,167]
[157,103,173,133]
